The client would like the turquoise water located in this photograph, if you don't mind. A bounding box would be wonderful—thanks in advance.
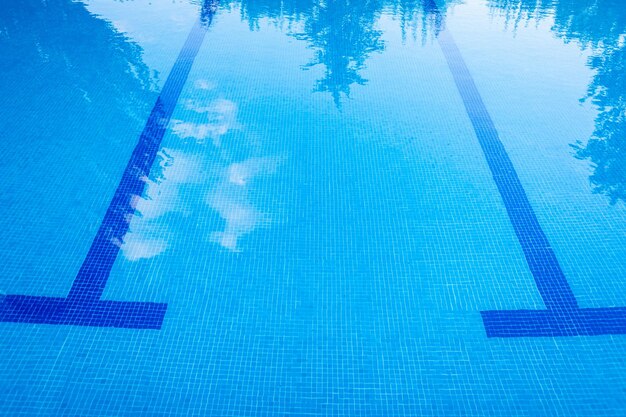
[1,0,626,415]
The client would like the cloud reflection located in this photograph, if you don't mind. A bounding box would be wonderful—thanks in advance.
[120,233,168,261]
[120,77,284,259]
[120,148,202,261]
[209,157,283,252]
[171,98,239,146]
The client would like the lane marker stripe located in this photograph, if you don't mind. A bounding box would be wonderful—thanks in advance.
[423,0,626,337]
[1,11,215,329]
[432,14,577,310]
[68,18,208,302]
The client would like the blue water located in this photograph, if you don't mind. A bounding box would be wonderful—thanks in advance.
[1,0,626,415]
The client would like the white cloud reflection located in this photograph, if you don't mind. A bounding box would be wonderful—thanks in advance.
[170,98,238,146]
[118,79,284,259]
[119,234,168,261]
[120,148,201,261]
[134,149,201,220]
[194,79,216,90]
[209,157,283,252]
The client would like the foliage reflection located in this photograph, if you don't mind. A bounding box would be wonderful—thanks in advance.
[488,0,626,205]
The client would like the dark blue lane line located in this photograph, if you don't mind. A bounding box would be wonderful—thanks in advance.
[67,19,208,303]
[424,0,626,337]
[0,14,213,329]
[434,27,578,310]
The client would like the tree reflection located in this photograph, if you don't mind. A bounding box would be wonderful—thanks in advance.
[0,0,163,276]
[0,0,156,125]
[200,0,221,27]
[299,0,384,106]
[488,0,626,204]
[577,41,626,205]
[0,0,158,194]
[226,0,452,106]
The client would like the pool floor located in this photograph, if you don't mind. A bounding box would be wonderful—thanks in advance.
[1,0,626,415]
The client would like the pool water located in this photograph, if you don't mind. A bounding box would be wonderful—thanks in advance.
[1,0,626,415]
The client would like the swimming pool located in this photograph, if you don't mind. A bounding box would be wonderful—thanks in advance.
[1,0,625,414]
